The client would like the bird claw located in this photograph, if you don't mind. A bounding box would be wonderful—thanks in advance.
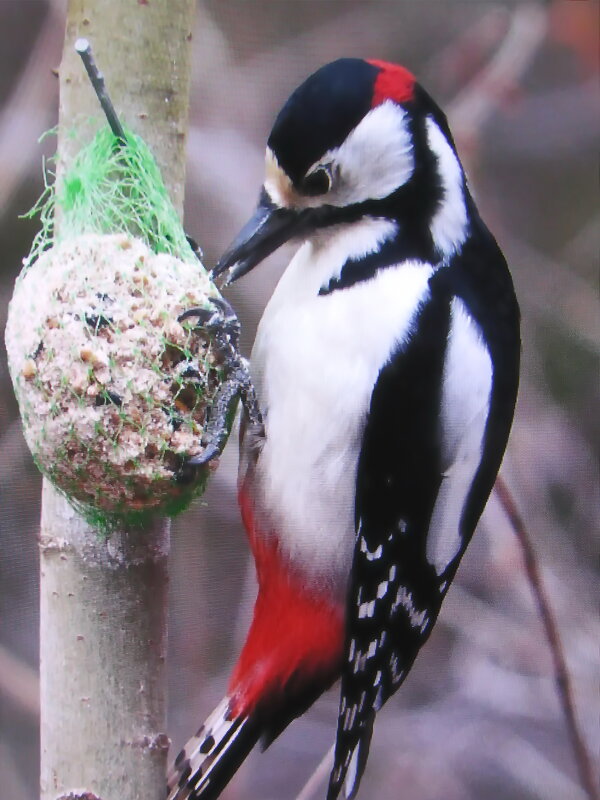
[174,442,221,483]
[176,296,262,479]
[179,296,241,351]
[188,442,221,467]
[186,234,203,262]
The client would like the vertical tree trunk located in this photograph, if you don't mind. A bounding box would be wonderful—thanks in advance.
[40,3,196,799]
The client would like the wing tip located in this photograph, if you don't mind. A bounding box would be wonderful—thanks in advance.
[327,713,375,800]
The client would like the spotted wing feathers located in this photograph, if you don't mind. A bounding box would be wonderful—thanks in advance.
[327,518,444,800]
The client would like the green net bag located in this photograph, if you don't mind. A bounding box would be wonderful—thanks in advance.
[5,125,231,528]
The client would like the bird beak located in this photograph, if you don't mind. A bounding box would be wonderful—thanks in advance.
[212,193,311,286]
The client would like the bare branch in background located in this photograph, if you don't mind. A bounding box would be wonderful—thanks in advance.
[496,476,599,800]
[448,3,547,144]
[504,232,600,354]
[295,745,335,800]
[0,1,64,219]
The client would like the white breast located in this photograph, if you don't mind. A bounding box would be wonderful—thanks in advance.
[248,219,433,593]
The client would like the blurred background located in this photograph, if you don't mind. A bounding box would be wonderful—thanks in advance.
[0,1,598,799]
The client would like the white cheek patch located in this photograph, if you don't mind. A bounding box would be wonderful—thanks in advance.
[315,100,414,207]
[425,117,468,258]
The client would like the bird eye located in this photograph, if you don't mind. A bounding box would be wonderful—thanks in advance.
[301,165,332,196]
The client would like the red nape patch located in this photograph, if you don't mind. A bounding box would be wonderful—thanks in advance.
[229,487,345,718]
[368,59,415,107]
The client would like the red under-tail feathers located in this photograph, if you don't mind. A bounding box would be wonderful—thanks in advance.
[167,483,345,800]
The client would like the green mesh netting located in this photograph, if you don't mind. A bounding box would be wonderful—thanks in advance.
[26,125,197,267]
[6,125,228,531]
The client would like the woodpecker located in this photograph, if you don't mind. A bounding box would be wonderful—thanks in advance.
[168,58,520,800]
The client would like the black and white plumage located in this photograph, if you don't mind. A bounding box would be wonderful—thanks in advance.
[168,58,520,800]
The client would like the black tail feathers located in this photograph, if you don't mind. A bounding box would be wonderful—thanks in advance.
[167,697,260,800]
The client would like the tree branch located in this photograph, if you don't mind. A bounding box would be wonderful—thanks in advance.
[39,2,196,798]
[495,475,599,800]
[295,744,335,800]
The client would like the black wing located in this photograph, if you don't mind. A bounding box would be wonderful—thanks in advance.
[327,243,520,799]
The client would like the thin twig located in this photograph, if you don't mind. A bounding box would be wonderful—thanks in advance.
[448,3,547,143]
[495,475,599,800]
[295,744,335,800]
[75,38,126,142]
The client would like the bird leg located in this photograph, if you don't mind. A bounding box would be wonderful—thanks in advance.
[178,297,262,469]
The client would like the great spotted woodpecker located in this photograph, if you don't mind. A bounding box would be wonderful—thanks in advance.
[168,57,520,800]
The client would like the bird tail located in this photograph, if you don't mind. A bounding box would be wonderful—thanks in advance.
[167,697,260,800]
[326,715,374,800]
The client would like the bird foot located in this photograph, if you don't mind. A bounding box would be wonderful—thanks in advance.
[177,297,262,475]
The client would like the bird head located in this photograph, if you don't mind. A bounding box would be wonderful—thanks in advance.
[214,58,468,285]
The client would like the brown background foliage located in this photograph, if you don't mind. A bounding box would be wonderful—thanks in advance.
[0,2,598,799]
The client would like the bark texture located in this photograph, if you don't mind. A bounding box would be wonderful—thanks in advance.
[40,2,196,798]
[58,0,195,211]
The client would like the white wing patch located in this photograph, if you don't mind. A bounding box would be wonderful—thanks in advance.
[426,297,493,574]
